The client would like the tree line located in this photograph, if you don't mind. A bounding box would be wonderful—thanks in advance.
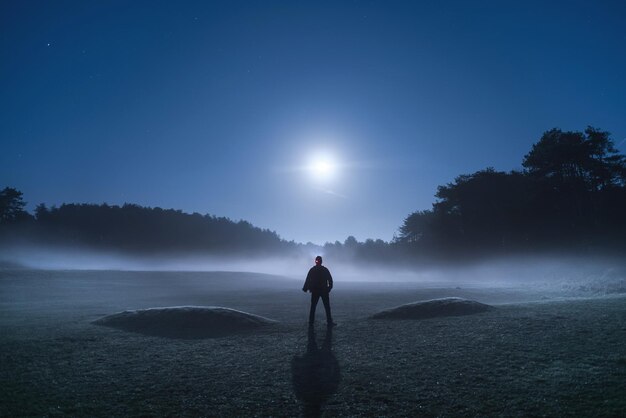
[393,126,626,260]
[0,196,293,256]
[2,126,625,261]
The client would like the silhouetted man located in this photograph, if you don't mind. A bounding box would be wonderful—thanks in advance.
[303,256,336,327]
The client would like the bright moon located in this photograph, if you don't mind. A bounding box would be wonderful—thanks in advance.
[307,154,337,182]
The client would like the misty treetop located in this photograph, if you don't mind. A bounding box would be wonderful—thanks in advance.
[523,127,625,189]
[2,126,625,260]
[0,187,32,224]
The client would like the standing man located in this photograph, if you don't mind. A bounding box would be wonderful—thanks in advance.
[303,256,336,327]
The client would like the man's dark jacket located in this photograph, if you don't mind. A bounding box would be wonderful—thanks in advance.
[303,265,333,294]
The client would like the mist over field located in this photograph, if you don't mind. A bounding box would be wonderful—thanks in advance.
[2,243,624,297]
[2,254,625,416]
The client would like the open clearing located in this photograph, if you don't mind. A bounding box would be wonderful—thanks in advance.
[1,269,625,417]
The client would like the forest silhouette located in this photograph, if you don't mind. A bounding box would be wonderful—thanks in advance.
[2,127,625,263]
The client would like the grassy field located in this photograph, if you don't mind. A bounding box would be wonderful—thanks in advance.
[1,269,625,417]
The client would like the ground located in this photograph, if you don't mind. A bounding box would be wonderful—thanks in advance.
[0,269,625,417]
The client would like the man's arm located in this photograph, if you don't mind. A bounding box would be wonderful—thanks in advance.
[303,269,311,292]
[326,268,333,291]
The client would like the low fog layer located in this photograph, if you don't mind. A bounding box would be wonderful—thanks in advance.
[2,244,625,294]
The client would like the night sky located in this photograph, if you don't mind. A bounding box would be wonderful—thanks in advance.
[2,1,626,244]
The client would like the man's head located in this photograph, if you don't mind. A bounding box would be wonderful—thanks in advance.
[315,256,322,265]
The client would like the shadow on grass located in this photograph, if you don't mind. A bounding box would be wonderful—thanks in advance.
[291,326,341,417]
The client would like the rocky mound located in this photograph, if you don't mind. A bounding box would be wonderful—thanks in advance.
[370,297,494,320]
[93,306,277,338]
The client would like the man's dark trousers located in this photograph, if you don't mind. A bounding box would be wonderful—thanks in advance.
[309,292,332,325]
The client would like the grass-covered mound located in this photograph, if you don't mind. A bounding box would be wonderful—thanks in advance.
[370,297,494,320]
[93,306,277,338]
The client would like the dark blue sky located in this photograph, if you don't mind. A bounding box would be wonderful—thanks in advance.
[2,0,626,244]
